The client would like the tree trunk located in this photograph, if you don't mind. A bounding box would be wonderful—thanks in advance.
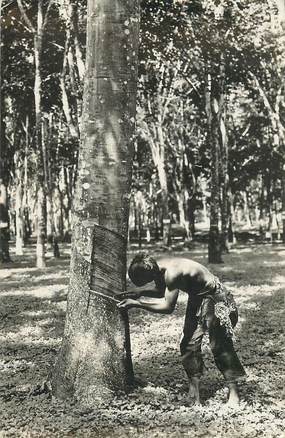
[242,191,252,228]
[187,196,196,238]
[219,102,230,253]
[282,164,285,243]
[0,182,11,263]
[145,126,171,245]
[206,70,223,264]
[228,188,236,244]
[208,134,222,263]
[51,0,140,406]
[0,94,11,262]
[36,186,46,268]
[15,180,24,256]
[176,192,190,240]
[33,2,47,268]
[156,125,172,246]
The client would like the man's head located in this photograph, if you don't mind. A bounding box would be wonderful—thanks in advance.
[128,253,159,286]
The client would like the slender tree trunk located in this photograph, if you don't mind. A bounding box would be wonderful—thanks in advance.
[228,188,236,244]
[282,164,285,242]
[187,196,196,238]
[219,101,230,253]
[208,127,222,262]
[206,70,223,263]
[36,186,46,268]
[259,177,266,240]
[0,55,11,261]
[156,125,172,246]
[33,2,47,268]
[15,177,24,256]
[242,191,252,228]
[201,194,208,224]
[146,128,171,245]
[176,192,190,240]
[22,115,30,245]
[51,0,140,406]
[0,182,11,263]
[0,112,10,262]
[154,203,160,241]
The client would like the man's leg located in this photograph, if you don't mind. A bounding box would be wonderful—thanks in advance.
[206,304,246,405]
[180,299,204,404]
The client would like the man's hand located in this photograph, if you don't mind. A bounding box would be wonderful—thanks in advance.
[116,290,141,300]
[117,298,138,310]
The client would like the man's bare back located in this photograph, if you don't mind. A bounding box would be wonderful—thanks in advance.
[156,258,215,296]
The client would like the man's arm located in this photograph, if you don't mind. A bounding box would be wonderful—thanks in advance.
[117,287,179,315]
[117,287,164,300]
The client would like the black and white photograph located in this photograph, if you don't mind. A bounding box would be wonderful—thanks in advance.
[0,0,284,436]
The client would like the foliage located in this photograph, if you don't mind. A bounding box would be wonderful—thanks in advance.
[1,0,285,243]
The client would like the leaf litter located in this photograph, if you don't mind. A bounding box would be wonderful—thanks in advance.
[0,243,284,437]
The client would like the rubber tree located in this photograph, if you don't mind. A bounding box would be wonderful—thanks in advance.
[0,7,11,264]
[273,0,285,241]
[17,0,54,267]
[206,64,223,264]
[51,0,140,406]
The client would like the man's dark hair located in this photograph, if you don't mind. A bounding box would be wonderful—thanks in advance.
[128,253,158,282]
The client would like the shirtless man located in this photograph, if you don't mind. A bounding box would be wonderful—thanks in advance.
[117,253,246,406]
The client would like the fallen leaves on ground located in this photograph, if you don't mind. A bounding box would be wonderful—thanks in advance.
[0,243,284,437]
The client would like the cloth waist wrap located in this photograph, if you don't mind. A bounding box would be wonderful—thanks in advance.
[195,276,238,338]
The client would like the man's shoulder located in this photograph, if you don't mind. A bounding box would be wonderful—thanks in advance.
[162,261,185,288]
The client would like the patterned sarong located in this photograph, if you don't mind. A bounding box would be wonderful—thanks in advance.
[197,276,238,338]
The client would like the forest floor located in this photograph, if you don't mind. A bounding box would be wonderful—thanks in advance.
[0,241,284,437]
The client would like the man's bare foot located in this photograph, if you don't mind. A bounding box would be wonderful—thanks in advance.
[188,377,201,405]
[227,383,240,406]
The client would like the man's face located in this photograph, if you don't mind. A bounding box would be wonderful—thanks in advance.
[131,266,153,287]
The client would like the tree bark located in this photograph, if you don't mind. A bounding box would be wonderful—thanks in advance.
[0,48,11,261]
[15,174,24,256]
[36,186,46,268]
[282,164,285,242]
[206,70,223,264]
[219,96,230,253]
[228,187,236,244]
[0,182,11,263]
[33,3,47,266]
[51,0,140,406]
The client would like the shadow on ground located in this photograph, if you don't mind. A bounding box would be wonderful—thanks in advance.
[0,242,284,437]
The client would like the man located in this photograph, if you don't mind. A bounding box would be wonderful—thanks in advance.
[117,253,246,406]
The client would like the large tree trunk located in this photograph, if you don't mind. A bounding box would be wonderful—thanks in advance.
[51,0,140,406]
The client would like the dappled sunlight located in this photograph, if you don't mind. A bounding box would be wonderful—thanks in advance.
[21,310,58,318]
[231,247,253,253]
[262,259,285,267]
[218,265,244,273]
[0,286,67,299]
[230,284,281,298]
[0,324,44,341]
[272,274,285,284]
[0,242,284,436]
